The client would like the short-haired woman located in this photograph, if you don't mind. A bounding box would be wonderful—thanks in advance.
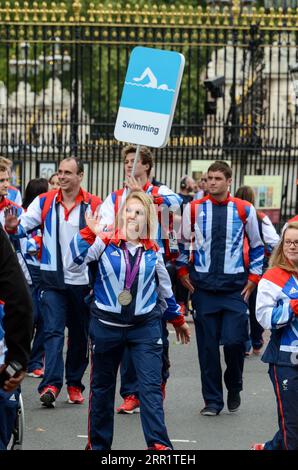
[253,221,298,450]
[65,190,190,450]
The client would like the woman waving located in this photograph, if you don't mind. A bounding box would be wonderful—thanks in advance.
[65,190,190,451]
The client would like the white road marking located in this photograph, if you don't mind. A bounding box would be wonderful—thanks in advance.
[77,435,197,444]
[171,439,197,443]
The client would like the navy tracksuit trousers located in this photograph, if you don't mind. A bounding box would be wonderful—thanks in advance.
[0,388,20,450]
[191,289,248,412]
[119,319,170,398]
[27,283,44,372]
[264,364,298,450]
[87,315,172,450]
[38,285,90,394]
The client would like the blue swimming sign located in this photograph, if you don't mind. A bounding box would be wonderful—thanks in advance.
[114,46,185,148]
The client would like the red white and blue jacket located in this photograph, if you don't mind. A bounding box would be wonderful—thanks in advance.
[99,181,182,256]
[65,227,184,326]
[0,197,32,284]
[176,194,264,291]
[256,267,298,366]
[7,185,22,206]
[10,188,102,290]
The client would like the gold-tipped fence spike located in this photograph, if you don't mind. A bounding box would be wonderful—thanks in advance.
[232,2,240,26]
[41,1,47,22]
[50,2,56,22]
[152,4,158,25]
[178,5,185,25]
[97,3,104,23]
[278,6,283,27]
[73,0,82,22]
[125,3,131,24]
[107,3,113,23]
[169,4,175,25]
[87,3,95,22]
[286,7,293,28]
[60,2,66,22]
[23,1,29,22]
[242,6,248,27]
[134,5,140,25]
[196,5,202,26]
[251,5,258,25]
[160,4,167,25]
[5,1,11,22]
[205,6,211,26]
[143,4,149,25]
[223,6,229,26]
[259,6,265,27]
[214,6,220,26]
[115,3,122,23]
[269,7,275,27]
[188,5,194,26]
[14,1,20,22]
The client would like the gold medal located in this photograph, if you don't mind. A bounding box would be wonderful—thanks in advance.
[118,289,133,306]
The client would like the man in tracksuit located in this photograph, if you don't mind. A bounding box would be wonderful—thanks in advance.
[5,157,101,408]
[0,227,33,449]
[177,161,264,416]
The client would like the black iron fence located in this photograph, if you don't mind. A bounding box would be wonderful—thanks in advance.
[0,2,298,225]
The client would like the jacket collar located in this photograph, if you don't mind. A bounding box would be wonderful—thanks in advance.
[0,196,14,211]
[208,192,231,206]
[109,228,158,252]
[56,187,89,205]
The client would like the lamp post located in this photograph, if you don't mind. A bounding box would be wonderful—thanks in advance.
[38,37,71,76]
[9,42,40,78]
[9,43,40,153]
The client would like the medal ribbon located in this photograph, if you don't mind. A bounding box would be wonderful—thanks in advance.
[123,243,143,291]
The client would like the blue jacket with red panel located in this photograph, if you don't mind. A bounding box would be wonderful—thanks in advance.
[176,194,264,292]
[9,188,101,290]
[256,267,298,366]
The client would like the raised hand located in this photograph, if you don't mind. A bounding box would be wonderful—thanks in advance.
[85,206,102,236]
[4,205,19,232]
[125,176,143,192]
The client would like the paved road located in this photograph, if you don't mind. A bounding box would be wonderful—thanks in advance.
[20,322,276,450]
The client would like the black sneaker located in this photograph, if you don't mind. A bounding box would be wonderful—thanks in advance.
[40,386,58,408]
[227,391,241,412]
[200,406,220,416]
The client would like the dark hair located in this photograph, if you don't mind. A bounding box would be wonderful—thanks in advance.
[62,157,84,174]
[49,172,58,184]
[121,144,154,176]
[180,175,189,189]
[23,178,49,209]
[235,185,255,205]
[208,160,232,179]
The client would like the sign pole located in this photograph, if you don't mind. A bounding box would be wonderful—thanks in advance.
[131,144,140,179]
[126,144,141,198]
